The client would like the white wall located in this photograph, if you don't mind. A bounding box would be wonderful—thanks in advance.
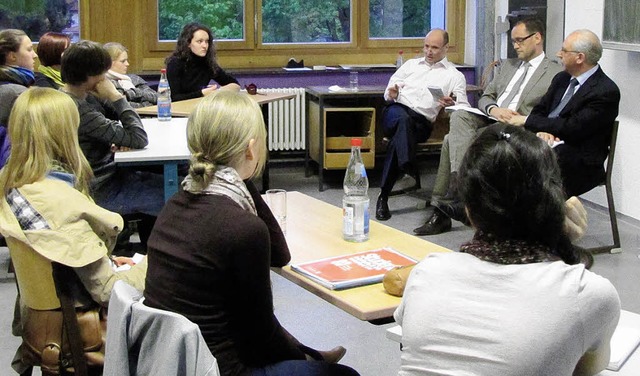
[564,0,640,220]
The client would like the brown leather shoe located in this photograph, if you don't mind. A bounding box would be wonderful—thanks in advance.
[318,346,347,364]
[413,208,452,236]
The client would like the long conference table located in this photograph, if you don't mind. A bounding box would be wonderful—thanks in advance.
[136,91,295,117]
[277,191,450,322]
[116,91,296,200]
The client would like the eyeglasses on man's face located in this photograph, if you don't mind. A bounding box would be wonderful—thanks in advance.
[511,32,536,45]
[560,48,580,54]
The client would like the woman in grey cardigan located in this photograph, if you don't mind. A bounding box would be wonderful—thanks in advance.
[104,42,157,108]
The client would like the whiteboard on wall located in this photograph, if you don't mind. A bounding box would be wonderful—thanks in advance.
[602,0,640,52]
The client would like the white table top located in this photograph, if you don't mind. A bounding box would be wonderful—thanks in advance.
[114,117,190,164]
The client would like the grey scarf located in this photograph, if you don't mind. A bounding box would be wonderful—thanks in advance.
[181,166,257,215]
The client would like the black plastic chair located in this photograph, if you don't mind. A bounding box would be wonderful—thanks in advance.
[584,120,621,254]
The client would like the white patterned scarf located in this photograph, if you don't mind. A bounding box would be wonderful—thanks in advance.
[181,166,257,215]
[106,70,136,91]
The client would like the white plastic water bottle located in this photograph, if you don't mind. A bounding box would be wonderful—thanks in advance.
[157,68,171,121]
[396,50,404,69]
[343,138,370,242]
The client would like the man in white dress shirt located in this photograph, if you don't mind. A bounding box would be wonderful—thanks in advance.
[414,18,562,235]
[376,29,469,221]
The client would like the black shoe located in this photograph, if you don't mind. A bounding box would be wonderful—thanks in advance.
[375,195,391,221]
[413,208,452,236]
[436,200,470,226]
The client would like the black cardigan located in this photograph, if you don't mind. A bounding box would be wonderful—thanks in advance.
[166,53,239,102]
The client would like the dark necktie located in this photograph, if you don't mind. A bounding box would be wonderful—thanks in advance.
[499,62,530,108]
[549,78,579,118]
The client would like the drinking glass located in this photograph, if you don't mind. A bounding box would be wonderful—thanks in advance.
[266,189,287,235]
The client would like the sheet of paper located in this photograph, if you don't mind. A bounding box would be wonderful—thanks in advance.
[328,85,347,92]
[339,63,396,69]
[428,86,444,100]
[282,67,312,71]
[607,325,640,371]
[445,104,498,122]
[113,252,145,272]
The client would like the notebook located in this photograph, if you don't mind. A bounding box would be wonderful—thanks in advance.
[606,325,640,371]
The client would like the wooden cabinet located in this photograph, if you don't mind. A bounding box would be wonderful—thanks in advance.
[309,103,375,170]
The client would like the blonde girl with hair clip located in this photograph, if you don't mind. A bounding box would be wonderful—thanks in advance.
[144,91,358,376]
[0,87,147,374]
[104,42,158,108]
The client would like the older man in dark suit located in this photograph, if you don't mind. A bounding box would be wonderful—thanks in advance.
[509,29,620,197]
[414,18,562,235]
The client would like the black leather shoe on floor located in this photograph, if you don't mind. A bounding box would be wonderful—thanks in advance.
[413,208,452,236]
[437,200,470,226]
[375,195,391,221]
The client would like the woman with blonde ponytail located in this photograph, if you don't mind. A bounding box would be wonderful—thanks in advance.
[144,91,358,376]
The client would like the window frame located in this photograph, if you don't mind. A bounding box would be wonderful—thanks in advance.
[255,0,358,50]
[363,0,465,58]
[83,0,465,71]
[147,0,255,51]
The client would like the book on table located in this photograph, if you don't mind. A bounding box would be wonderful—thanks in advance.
[291,247,417,290]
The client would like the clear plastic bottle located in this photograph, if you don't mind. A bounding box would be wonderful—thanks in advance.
[157,68,171,121]
[343,138,370,242]
[396,50,404,69]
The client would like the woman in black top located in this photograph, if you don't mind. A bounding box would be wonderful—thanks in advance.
[144,92,358,376]
[166,22,240,102]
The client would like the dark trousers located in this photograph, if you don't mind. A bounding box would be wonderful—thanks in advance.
[379,103,432,196]
[554,144,605,197]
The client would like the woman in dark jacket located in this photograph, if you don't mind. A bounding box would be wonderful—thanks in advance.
[33,32,70,89]
[144,91,358,376]
[165,22,240,102]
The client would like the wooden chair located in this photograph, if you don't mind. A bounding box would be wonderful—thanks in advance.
[583,120,621,254]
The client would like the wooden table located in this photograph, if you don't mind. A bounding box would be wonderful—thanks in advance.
[275,191,450,322]
[136,91,296,117]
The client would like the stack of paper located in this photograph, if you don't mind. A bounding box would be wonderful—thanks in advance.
[606,325,640,371]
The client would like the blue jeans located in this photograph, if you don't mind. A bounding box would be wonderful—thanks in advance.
[249,360,359,376]
[92,167,166,216]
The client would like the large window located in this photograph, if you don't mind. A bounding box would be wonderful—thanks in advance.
[370,0,432,39]
[158,0,244,41]
[113,0,464,70]
[156,0,446,45]
[262,0,351,44]
[0,0,80,41]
